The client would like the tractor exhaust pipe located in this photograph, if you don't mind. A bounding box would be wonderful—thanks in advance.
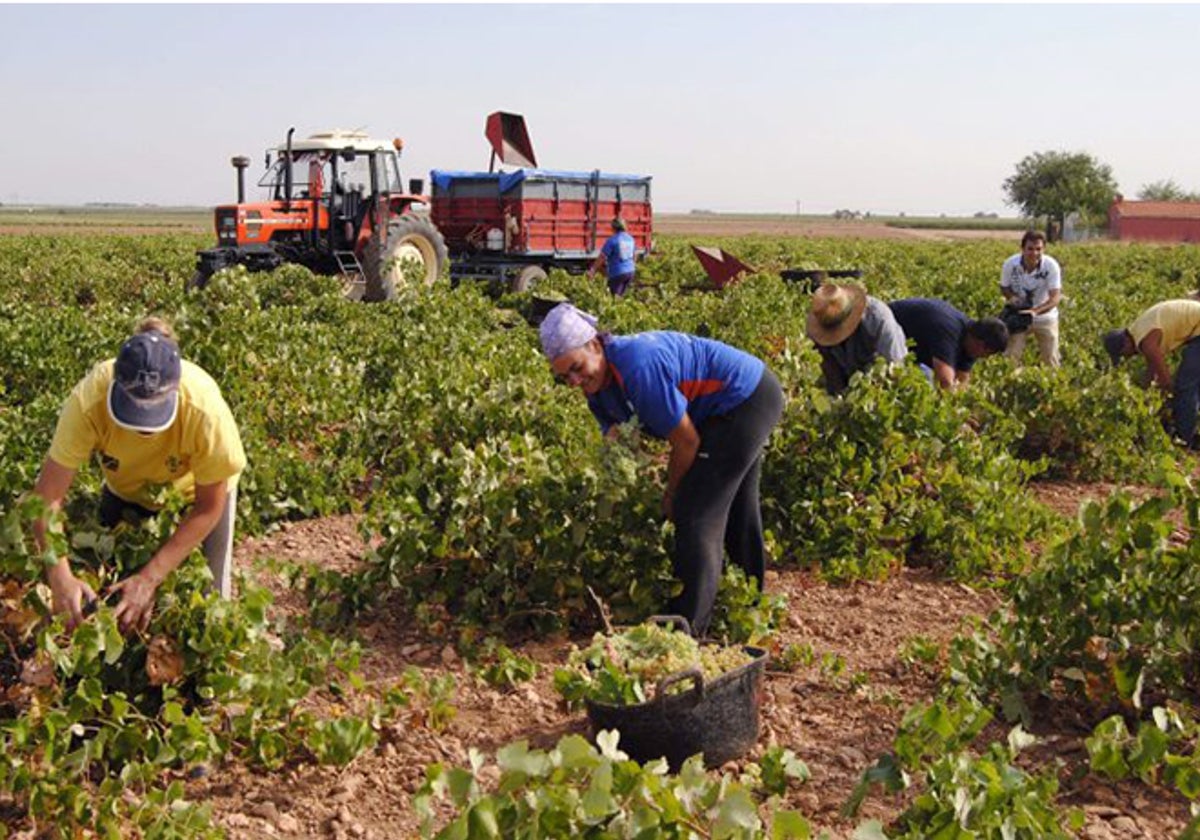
[282,126,296,208]
[284,127,295,207]
[231,156,250,203]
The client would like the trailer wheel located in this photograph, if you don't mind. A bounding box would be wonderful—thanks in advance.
[379,215,448,295]
[510,265,547,293]
[187,270,210,291]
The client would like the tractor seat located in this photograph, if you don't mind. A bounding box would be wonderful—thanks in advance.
[338,189,362,223]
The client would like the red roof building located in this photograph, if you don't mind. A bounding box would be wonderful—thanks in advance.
[1109,196,1200,243]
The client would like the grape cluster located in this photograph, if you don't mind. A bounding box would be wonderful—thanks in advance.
[558,621,753,705]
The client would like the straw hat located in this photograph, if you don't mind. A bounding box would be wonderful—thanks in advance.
[806,283,868,346]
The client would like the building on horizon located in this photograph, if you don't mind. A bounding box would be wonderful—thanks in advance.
[1109,195,1200,243]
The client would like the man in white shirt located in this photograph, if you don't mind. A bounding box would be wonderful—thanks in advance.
[1000,230,1063,368]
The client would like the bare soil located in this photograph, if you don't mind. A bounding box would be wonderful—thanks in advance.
[0,213,1014,242]
[193,480,1192,839]
[653,215,1015,242]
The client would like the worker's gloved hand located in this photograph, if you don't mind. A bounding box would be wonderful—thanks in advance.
[47,566,97,632]
[110,571,159,636]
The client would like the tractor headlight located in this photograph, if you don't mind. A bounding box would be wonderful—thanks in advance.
[217,212,238,244]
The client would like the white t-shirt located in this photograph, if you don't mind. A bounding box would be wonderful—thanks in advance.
[1001,253,1062,325]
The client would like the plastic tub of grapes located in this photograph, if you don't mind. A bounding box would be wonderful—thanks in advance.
[582,615,768,770]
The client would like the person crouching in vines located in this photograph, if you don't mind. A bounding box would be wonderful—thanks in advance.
[30,317,245,635]
[538,303,784,637]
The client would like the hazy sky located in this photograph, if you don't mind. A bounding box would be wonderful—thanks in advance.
[3,3,1199,215]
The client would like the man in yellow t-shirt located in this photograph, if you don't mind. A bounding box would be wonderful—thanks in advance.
[1104,299,1200,447]
[31,319,246,633]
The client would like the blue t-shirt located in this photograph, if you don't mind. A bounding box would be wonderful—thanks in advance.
[601,231,636,278]
[586,332,765,439]
[888,298,976,373]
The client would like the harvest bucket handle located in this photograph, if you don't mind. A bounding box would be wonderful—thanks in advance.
[647,614,693,637]
[654,668,705,709]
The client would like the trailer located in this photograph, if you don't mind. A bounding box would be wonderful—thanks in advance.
[430,113,653,292]
[431,168,652,291]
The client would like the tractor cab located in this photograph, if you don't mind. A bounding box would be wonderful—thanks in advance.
[261,131,410,206]
[193,127,444,292]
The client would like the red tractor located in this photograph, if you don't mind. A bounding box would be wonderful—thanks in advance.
[192,127,447,299]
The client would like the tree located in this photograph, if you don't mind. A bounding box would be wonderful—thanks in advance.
[1137,179,1200,203]
[1003,151,1118,241]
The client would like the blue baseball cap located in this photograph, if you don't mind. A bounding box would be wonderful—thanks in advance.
[107,331,182,432]
[1103,328,1129,367]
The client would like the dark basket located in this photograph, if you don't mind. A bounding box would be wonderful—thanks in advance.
[583,616,769,770]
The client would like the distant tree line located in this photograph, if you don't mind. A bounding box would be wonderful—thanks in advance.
[1003,151,1117,241]
[1137,179,1200,203]
[1002,149,1200,242]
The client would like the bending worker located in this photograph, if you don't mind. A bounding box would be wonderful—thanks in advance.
[889,298,1009,390]
[539,303,784,636]
[587,218,637,297]
[806,281,907,395]
[1104,298,1200,449]
[31,318,245,634]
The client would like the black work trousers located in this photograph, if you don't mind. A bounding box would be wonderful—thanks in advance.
[667,368,784,637]
[98,485,156,527]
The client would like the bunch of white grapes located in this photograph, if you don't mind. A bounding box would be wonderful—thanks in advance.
[571,622,752,696]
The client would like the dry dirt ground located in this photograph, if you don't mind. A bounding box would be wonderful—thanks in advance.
[0,226,206,236]
[653,216,1015,242]
[193,482,1192,840]
[0,214,1014,242]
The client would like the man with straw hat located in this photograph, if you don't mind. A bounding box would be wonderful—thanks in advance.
[538,303,784,637]
[806,282,907,395]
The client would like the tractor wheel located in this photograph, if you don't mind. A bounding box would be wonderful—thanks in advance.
[510,265,547,293]
[378,215,448,297]
[187,269,210,291]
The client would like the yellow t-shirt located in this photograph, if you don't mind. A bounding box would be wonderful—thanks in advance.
[48,359,246,509]
[1129,300,1200,355]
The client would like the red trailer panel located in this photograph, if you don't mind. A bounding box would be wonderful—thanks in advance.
[430,169,652,263]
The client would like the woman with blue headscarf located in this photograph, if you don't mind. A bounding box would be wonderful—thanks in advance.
[539,303,784,637]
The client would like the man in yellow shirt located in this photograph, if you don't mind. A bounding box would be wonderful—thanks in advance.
[1104,299,1200,447]
[31,318,246,633]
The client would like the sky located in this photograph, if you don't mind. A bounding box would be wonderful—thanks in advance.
[3,3,1200,216]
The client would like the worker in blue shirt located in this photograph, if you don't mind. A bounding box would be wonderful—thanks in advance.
[588,218,637,296]
[539,303,785,636]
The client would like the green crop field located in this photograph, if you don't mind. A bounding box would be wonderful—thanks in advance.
[883,215,1033,231]
[3,230,1200,837]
